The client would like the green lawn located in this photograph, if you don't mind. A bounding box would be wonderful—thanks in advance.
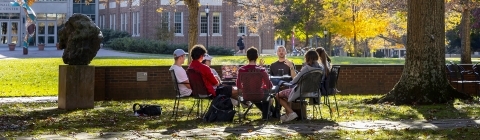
[1,95,478,138]
[0,56,407,97]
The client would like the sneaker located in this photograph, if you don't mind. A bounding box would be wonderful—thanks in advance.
[280,114,287,121]
[283,112,298,122]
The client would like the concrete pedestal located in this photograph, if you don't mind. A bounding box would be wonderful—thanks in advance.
[58,65,95,110]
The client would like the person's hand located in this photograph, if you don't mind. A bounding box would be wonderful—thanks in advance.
[284,59,294,69]
[259,58,265,67]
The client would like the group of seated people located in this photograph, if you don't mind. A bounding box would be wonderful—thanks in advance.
[170,44,332,122]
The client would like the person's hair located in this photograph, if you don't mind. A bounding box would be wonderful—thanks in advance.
[315,47,331,75]
[246,47,258,62]
[190,44,207,60]
[305,50,319,66]
[201,60,207,64]
[174,55,182,61]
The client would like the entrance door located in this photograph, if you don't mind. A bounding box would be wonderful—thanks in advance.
[46,21,56,46]
[1,22,8,45]
[0,21,20,46]
[10,22,18,44]
[37,21,57,46]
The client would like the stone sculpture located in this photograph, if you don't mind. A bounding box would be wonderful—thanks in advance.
[59,14,103,65]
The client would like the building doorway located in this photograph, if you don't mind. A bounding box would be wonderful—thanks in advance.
[0,21,19,46]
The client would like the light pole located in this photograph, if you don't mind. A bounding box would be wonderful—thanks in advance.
[323,29,328,53]
[205,5,209,50]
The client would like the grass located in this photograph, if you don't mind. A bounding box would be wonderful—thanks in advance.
[1,95,479,138]
[0,56,407,97]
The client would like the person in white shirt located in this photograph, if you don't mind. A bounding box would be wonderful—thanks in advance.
[169,49,192,97]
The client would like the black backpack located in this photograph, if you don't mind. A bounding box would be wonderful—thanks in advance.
[133,103,162,116]
[204,94,236,122]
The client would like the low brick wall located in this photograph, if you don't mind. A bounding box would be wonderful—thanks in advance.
[93,64,478,101]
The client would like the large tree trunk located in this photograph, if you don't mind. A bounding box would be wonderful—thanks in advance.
[376,0,472,105]
[460,0,472,64]
[184,0,199,63]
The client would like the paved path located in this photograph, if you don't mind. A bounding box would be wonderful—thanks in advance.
[10,119,480,139]
[0,47,147,59]
[2,97,480,139]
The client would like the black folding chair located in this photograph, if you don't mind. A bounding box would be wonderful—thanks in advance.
[287,69,324,120]
[169,69,191,121]
[186,69,212,119]
[237,69,274,122]
[322,66,340,118]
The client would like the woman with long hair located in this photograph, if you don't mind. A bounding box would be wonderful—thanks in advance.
[275,50,324,122]
[316,47,332,76]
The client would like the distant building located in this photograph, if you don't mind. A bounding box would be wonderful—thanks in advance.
[0,0,98,47]
[98,0,275,52]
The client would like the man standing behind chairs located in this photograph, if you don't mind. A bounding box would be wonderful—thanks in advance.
[236,35,246,54]
[169,49,192,97]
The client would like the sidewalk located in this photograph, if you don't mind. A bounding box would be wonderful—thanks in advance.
[10,119,480,139]
[0,47,147,59]
[2,97,480,139]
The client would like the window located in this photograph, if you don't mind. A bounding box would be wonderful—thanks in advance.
[132,12,136,35]
[121,13,124,31]
[200,12,207,34]
[174,12,182,34]
[161,12,169,29]
[125,13,128,32]
[136,12,140,36]
[238,25,246,35]
[109,14,113,29]
[212,12,221,34]
[113,14,116,30]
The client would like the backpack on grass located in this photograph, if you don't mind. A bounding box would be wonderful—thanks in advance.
[133,103,162,116]
[204,94,236,122]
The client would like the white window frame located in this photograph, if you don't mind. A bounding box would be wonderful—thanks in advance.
[136,12,140,36]
[120,13,124,31]
[113,14,116,30]
[132,12,136,36]
[174,12,183,36]
[161,12,169,30]
[238,24,246,36]
[109,14,113,29]
[199,12,207,35]
[125,13,128,32]
[212,12,221,36]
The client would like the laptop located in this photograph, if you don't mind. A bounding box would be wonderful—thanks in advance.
[221,65,239,80]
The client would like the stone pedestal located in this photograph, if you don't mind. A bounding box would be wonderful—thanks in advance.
[58,65,95,110]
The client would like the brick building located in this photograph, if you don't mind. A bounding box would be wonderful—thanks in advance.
[98,0,275,52]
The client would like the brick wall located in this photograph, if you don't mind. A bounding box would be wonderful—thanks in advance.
[98,1,275,51]
[93,64,478,101]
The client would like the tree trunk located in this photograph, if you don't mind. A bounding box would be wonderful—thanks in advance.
[376,0,472,105]
[184,0,199,63]
[460,0,472,64]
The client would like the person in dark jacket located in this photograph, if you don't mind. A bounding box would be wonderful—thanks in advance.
[236,35,246,54]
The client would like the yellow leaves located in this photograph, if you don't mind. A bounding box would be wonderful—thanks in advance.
[446,11,461,30]
[156,8,164,13]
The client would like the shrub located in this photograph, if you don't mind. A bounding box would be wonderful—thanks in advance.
[106,38,188,54]
[374,51,385,58]
[207,46,235,56]
[101,29,131,44]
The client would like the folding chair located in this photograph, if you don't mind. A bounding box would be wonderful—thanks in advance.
[237,69,274,121]
[322,66,340,118]
[290,69,324,120]
[186,69,212,119]
[169,69,191,120]
[472,63,480,98]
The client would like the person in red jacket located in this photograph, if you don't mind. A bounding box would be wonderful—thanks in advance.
[188,44,237,98]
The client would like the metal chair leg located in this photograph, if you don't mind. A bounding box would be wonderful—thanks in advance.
[187,99,198,120]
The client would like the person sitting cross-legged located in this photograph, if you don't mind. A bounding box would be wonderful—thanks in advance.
[275,50,324,122]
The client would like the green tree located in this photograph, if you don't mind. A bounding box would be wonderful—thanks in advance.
[369,0,472,105]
